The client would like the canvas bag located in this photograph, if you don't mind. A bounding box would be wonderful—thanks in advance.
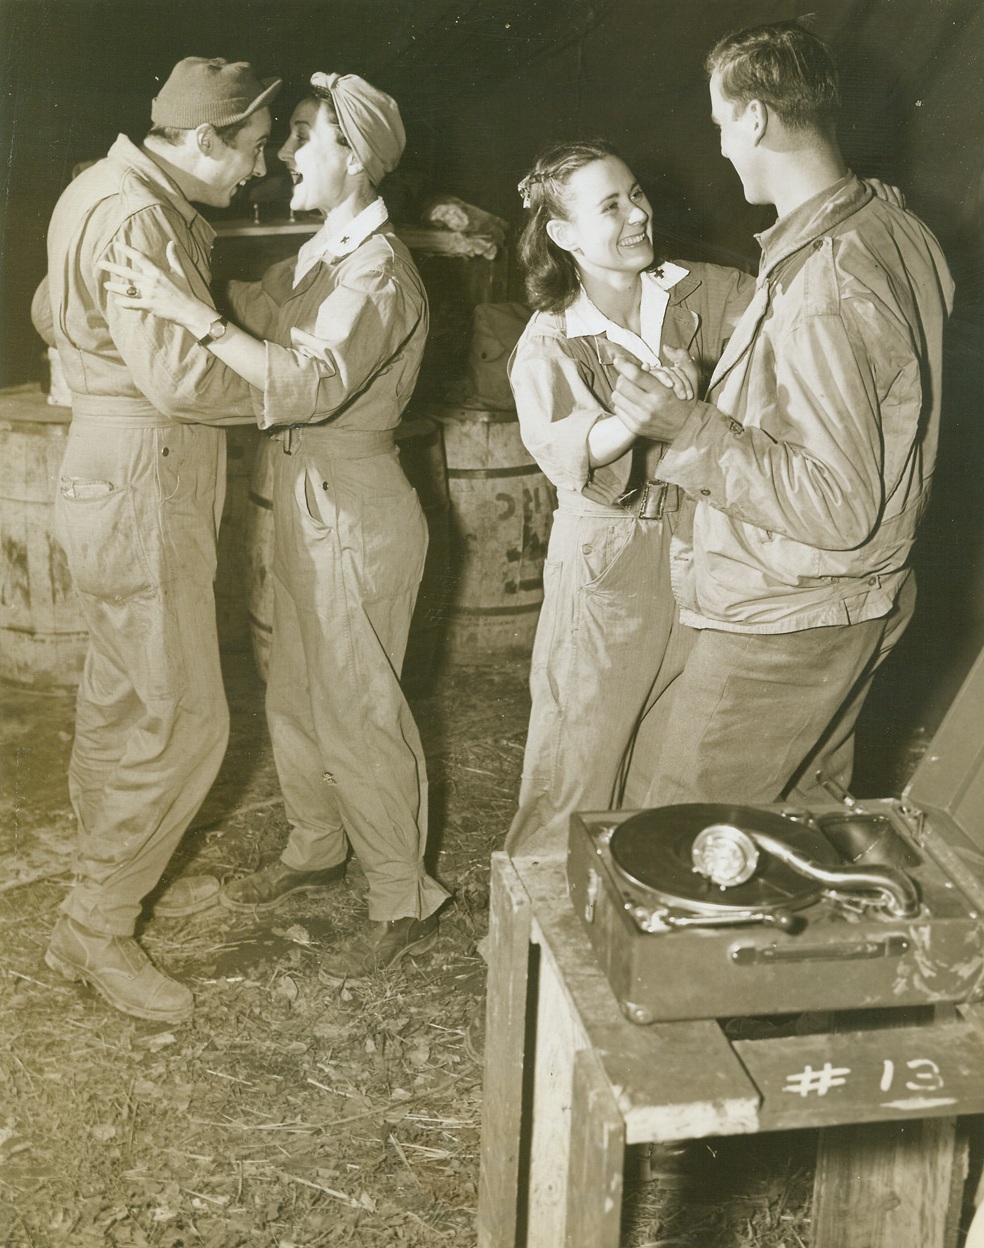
[465,302,531,410]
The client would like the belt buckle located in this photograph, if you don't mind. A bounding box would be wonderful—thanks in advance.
[637,480,668,520]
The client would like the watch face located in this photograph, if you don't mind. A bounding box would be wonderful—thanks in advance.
[210,319,227,340]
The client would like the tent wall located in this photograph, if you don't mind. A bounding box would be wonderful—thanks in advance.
[2,1,982,628]
[4,1,980,377]
[0,0,865,363]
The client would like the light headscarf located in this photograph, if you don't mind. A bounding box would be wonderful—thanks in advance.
[309,71,405,187]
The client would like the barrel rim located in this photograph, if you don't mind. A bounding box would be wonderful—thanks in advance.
[419,402,518,425]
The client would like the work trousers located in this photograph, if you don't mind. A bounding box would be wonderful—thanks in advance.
[641,573,918,807]
[264,430,449,923]
[55,415,229,935]
[505,495,695,858]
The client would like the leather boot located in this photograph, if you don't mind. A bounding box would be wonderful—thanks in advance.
[320,912,440,981]
[221,859,346,914]
[45,916,194,1023]
[152,875,221,918]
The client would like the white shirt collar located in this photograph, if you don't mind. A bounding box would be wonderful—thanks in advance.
[293,197,390,287]
[563,264,690,365]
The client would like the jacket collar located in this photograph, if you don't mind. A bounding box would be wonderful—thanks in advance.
[108,134,208,235]
[293,197,390,286]
[662,262,701,306]
[756,171,873,279]
[564,264,691,339]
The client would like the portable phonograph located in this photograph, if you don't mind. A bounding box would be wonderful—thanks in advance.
[567,648,984,1024]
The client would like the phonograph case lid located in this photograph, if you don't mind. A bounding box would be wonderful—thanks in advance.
[903,644,984,855]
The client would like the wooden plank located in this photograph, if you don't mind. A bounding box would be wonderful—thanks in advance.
[515,855,761,1143]
[810,1006,970,1248]
[812,1116,966,1248]
[732,1020,984,1131]
[477,853,534,1248]
[945,1121,973,1248]
[526,934,585,1246]
[566,1048,625,1248]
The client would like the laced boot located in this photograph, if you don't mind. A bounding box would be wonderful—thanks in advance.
[152,875,221,918]
[45,916,194,1023]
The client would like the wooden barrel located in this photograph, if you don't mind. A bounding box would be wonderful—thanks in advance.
[245,418,451,691]
[421,403,555,660]
[0,386,88,688]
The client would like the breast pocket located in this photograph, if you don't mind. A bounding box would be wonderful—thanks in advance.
[56,478,154,601]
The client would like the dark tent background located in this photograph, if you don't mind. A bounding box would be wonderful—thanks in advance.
[3,0,983,719]
[5,1,982,368]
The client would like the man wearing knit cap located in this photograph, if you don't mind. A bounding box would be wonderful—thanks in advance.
[35,57,280,1025]
[104,69,452,976]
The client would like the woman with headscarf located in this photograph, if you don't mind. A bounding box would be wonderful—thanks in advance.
[103,72,449,978]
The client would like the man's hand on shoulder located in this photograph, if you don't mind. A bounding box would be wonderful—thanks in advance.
[611,347,698,442]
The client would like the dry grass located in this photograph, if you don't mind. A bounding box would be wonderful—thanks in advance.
[0,650,827,1247]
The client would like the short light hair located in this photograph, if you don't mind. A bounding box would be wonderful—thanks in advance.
[706,21,840,134]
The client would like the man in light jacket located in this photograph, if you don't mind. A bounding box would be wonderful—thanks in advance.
[611,20,954,806]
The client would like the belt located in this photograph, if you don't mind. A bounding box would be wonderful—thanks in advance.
[70,393,174,428]
[618,479,682,520]
[274,425,396,458]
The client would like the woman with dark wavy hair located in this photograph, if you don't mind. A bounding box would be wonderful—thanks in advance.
[505,139,754,856]
[102,72,449,976]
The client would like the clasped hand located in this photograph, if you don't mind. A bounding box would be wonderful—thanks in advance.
[612,345,699,442]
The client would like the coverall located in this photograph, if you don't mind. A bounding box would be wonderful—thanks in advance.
[225,204,449,923]
[505,263,754,856]
[38,135,256,936]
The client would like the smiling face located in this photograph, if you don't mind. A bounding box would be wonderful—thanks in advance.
[548,155,654,283]
[278,98,355,214]
[201,107,272,208]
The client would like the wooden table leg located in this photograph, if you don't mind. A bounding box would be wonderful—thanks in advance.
[566,1047,625,1248]
[813,1006,969,1248]
[526,927,583,1245]
[812,1115,966,1248]
[477,853,534,1248]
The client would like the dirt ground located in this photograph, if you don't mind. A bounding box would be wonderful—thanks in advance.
[1,623,980,1247]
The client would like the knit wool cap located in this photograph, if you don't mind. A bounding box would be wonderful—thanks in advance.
[310,72,405,186]
[152,57,281,128]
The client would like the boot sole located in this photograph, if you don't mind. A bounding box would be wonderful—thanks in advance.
[152,899,220,918]
[44,948,194,1024]
[387,930,439,969]
[220,881,342,915]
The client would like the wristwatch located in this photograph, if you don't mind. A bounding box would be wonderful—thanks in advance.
[196,316,228,347]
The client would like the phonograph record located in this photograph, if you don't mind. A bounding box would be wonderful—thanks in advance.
[567,647,984,1024]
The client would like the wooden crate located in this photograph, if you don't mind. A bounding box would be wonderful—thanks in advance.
[477,852,984,1248]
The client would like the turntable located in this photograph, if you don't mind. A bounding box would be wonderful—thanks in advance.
[568,648,984,1024]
